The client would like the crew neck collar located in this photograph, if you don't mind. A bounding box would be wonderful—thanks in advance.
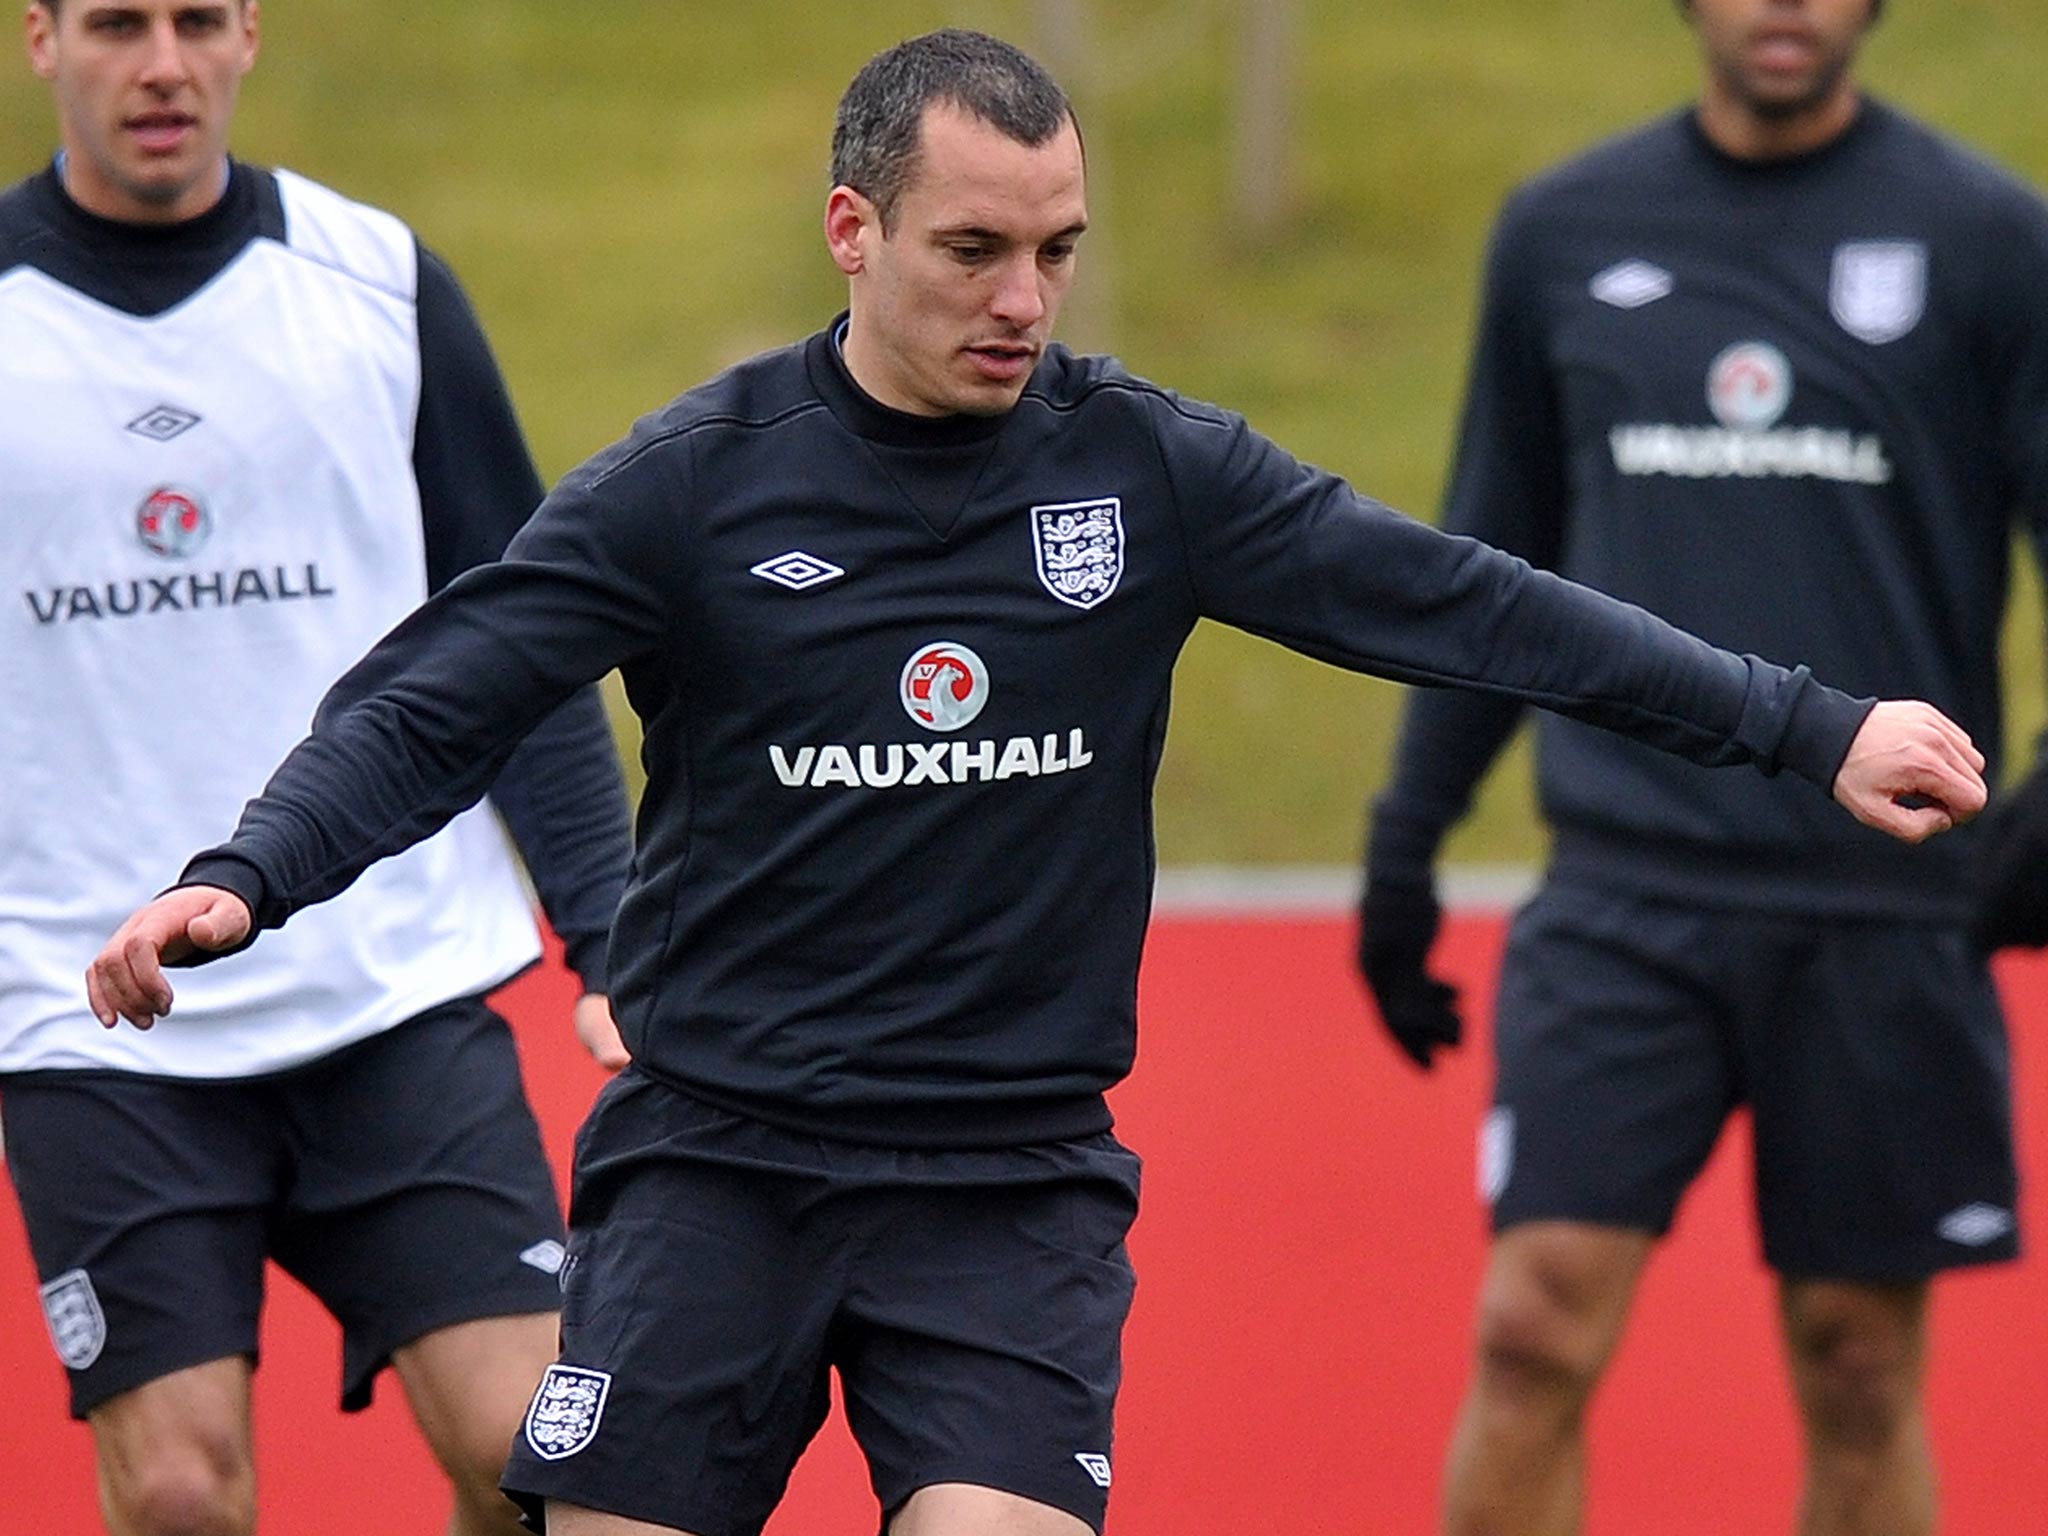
[34,155,251,253]
[1681,94,1884,178]
[806,314,1018,448]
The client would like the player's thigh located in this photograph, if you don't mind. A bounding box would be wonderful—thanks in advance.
[89,1357,256,1529]
[892,1482,1094,1536]
[391,1310,560,1482]
[838,1135,1141,1536]
[2,1072,274,1417]
[503,1075,844,1536]
[1488,882,1737,1236]
[1748,922,2016,1280]
[544,1504,704,1536]
[270,999,566,1412]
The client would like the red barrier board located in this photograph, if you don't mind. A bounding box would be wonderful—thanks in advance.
[3,915,2042,1533]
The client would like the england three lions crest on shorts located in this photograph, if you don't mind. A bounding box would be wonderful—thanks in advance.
[524,1364,612,1460]
[1830,241,1926,344]
[39,1269,107,1370]
[1031,497,1125,610]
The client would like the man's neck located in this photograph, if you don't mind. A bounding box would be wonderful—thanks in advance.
[1695,80,1860,162]
[56,153,232,226]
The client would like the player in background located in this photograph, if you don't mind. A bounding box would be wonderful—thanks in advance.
[88,28,1985,1536]
[1354,1,2048,1531]
[2,2,633,1533]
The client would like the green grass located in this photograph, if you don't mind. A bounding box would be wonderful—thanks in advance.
[7,1,2043,866]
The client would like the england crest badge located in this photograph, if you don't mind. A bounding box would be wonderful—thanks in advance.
[1829,241,1926,344]
[523,1364,612,1461]
[40,1269,107,1370]
[1031,497,1125,610]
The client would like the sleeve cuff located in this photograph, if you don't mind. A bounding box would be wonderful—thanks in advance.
[164,852,269,967]
[562,930,609,996]
[1365,801,1449,888]
[1776,681,1877,793]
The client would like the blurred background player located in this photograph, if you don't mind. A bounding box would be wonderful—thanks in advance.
[0,2,632,1533]
[1356,0,2048,1531]
[83,24,1990,1536]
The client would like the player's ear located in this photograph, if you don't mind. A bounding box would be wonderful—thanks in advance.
[238,0,261,75]
[825,184,878,277]
[26,2,59,83]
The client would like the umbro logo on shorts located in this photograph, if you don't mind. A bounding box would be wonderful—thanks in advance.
[1074,1452,1112,1488]
[524,1364,613,1461]
[1936,1203,2013,1247]
[520,1238,567,1275]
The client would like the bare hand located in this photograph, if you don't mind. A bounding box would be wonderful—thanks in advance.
[1832,701,1987,842]
[573,993,630,1072]
[86,886,253,1030]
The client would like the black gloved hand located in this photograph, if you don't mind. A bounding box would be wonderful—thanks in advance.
[1972,762,2048,951]
[1357,879,1462,1069]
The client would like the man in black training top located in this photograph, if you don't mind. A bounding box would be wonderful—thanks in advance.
[3,2,632,1534]
[90,27,1984,1536]
[1355,1,2048,1532]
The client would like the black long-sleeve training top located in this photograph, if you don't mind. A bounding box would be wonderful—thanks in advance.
[1371,101,2048,919]
[184,321,1873,1146]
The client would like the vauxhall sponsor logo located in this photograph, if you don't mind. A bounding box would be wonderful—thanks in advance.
[25,487,338,626]
[769,640,1095,790]
[1607,341,1893,486]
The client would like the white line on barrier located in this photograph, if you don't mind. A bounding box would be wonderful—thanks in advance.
[1151,865,1538,915]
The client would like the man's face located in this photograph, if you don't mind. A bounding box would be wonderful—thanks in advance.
[26,1,259,223]
[1686,0,1874,120]
[830,103,1087,418]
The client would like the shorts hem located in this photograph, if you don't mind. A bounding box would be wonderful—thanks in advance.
[881,1460,1107,1536]
[70,1344,256,1421]
[341,1281,561,1412]
[1491,1206,1669,1241]
[1766,1240,2022,1285]
[504,1478,755,1536]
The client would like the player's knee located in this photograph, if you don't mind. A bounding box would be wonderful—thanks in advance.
[1471,1239,1632,1416]
[1784,1289,1925,1456]
[105,1444,254,1536]
[1472,1287,1604,1417]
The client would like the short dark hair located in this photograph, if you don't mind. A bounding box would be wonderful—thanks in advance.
[830,29,1075,230]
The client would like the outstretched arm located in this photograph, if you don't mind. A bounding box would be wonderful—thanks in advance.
[414,247,635,1060]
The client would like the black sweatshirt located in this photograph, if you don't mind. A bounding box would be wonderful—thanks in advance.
[1370,101,2048,920]
[183,321,1872,1146]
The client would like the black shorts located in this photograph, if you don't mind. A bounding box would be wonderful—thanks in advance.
[1487,881,2019,1281]
[502,1072,1140,1536]
[2,996,566,1417]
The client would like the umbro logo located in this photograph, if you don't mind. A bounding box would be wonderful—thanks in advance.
[1936,1203,2013,1247]
[126,404,201,441]
[520,1239,567,1275]
[1589,260,1673,310]
[750,550,845,591]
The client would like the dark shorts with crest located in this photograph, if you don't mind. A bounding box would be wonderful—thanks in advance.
[2,996,566,1417]
[501,1070,1140,1536]
[1486,880,2019,1281]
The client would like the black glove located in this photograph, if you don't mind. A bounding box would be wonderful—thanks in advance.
[1357,879,1462,1069]
[1972,762,2048,950]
